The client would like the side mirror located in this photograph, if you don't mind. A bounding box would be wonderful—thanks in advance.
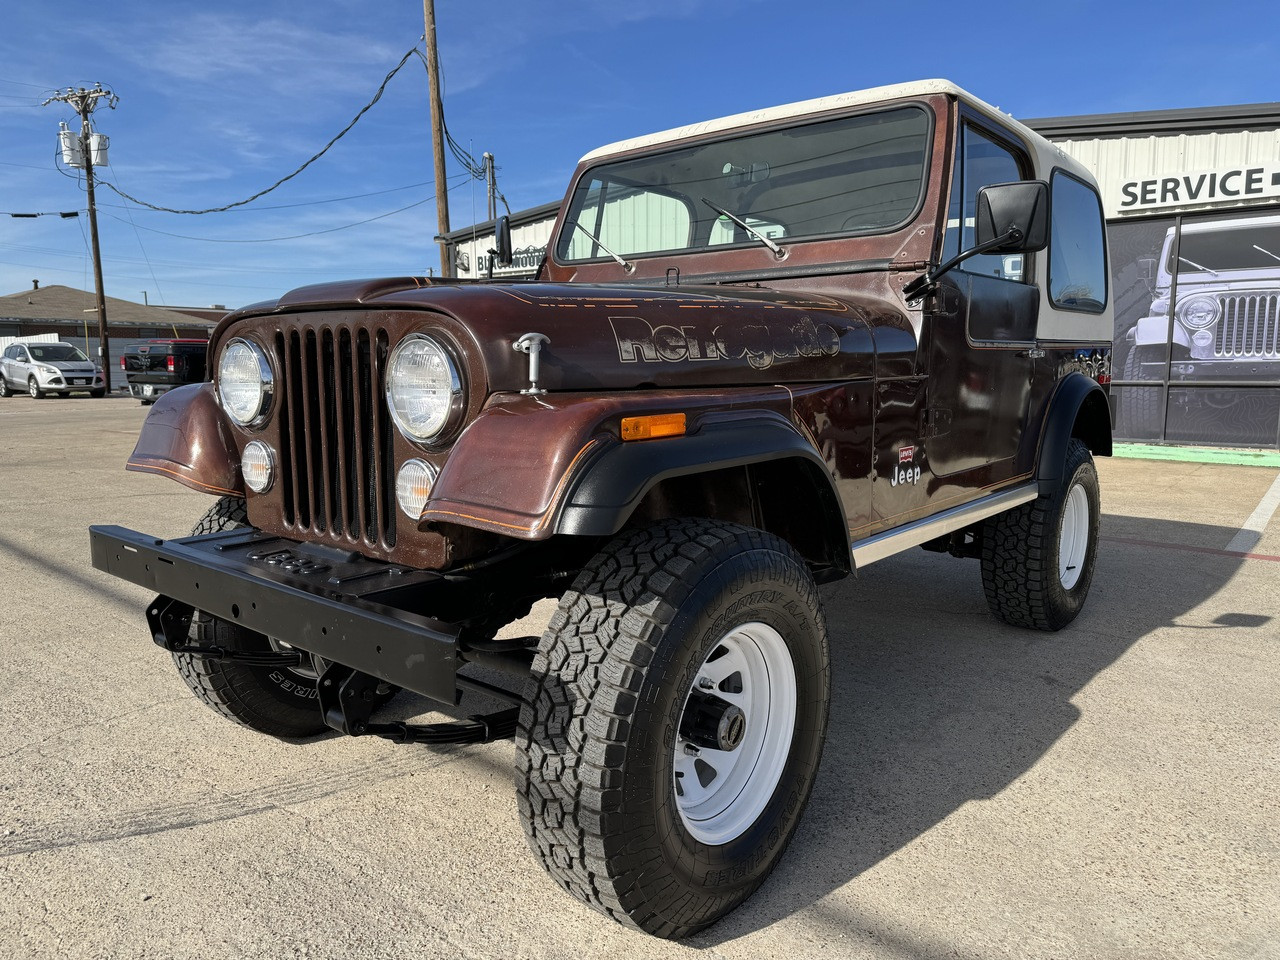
[494,215,513,267]
[1137,258,1156,283]
[975,181,1049,253]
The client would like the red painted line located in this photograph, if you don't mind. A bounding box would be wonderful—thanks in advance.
[1100,535,1280,563]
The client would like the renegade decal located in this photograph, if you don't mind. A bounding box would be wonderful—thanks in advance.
[609,315,840,371]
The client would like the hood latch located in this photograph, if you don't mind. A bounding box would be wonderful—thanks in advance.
[513,332,550,395]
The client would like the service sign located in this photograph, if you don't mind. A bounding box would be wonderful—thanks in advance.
[1114,163,1280,213]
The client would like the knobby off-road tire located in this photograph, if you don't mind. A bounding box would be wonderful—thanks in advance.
[1117,345,1164,438]
[517,519,830,939]
[174,496,331,738]
[982,438,1100,631]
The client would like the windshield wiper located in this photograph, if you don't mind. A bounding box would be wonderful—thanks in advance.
[1178,255,1218,276]
[1253,243,1280,265]
[567,221,632,272]
[701,198,786,259]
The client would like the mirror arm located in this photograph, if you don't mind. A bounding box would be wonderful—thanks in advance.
[903,227,1024,302]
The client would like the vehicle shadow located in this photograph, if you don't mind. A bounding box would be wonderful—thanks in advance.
[694,512,1265,944]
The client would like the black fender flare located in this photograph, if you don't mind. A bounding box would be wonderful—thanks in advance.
[555,414,851,567]
[1034,372,1113,494]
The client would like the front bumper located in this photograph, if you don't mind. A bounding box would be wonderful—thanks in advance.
[89,525,458,704]
[41,373,103,392]
[1128,355,1280,381]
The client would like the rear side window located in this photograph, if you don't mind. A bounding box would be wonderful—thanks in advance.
[1049,171,1108,312]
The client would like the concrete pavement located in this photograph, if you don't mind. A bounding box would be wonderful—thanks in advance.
[1,394,1276,959]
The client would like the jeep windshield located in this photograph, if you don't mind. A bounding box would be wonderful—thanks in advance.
[1170,221,1280,274]
[555,105,931,265]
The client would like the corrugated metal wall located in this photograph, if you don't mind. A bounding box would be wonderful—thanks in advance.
[1056,128,1280,218]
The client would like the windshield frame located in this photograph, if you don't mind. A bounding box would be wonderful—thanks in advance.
[552,101,936,270]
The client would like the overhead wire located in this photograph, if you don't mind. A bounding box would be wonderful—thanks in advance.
[106,165,166,305]
[98,45,427,215]
[96,180,437,214]
[101,176,468,243]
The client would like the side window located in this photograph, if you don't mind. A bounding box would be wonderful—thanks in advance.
[942,124,1028,281]
[1049,171,1108,312]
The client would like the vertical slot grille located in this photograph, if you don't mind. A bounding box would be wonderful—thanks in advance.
[274,323,396,549]
[1214,294,1280,359]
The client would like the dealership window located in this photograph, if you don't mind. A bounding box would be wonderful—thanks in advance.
[1049,171,1108,311]
[1112,209,1280,448]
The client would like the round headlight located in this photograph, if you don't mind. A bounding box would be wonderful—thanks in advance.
[218,338,273,426]
[396,458,439,520]
[1176,295,1221,329]
[241,441,275,493]
[385,335,462,443]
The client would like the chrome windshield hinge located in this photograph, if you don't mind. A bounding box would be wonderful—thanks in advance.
[513,332,550,395]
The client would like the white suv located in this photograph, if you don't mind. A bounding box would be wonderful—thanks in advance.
[0,341,105,398]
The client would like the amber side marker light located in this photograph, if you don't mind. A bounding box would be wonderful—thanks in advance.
[621,413,687,441]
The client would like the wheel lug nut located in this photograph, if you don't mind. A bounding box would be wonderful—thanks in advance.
[697,676,714,690]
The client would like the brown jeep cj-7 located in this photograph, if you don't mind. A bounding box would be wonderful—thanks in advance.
[90,80,1114,938]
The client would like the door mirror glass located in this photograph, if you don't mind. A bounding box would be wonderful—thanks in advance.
[494,215,513,267]
[975,181,1049,253]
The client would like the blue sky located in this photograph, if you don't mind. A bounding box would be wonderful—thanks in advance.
[1,0,1276,310]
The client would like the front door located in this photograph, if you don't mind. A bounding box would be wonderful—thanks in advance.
[925,120,1038,487]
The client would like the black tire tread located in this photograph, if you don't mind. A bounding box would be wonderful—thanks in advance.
[516,518,824,938]
[173,496,327,738]
[173,614,325,738]
[1118,345,1163,437]
[982,438,1098,631]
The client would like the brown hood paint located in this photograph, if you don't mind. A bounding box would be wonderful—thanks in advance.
[211,278,919,394]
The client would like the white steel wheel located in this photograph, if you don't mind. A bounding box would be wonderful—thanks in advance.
[517,519,830,939]
[1058,482,1090,590]
[674,622,797,845]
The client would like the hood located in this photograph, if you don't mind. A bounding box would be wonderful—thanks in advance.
[218,277,915,393]
[46,360,97,374]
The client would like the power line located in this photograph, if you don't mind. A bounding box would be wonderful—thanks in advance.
[96,179,437,214]
[100,187,464,243]
[0,77,55,89]
[99,46,426,215]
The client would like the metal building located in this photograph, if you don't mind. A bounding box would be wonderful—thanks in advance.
[1027,103,1280,449]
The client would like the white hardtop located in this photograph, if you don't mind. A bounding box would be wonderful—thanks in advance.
[580,79,1090,183]
[1178,211,1280,234]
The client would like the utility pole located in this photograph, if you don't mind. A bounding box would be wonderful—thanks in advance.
[484,152,496,223]
[44,84,117,393]
[422,0,452,277]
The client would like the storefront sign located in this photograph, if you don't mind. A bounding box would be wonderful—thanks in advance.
[1116,163,1280,212]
